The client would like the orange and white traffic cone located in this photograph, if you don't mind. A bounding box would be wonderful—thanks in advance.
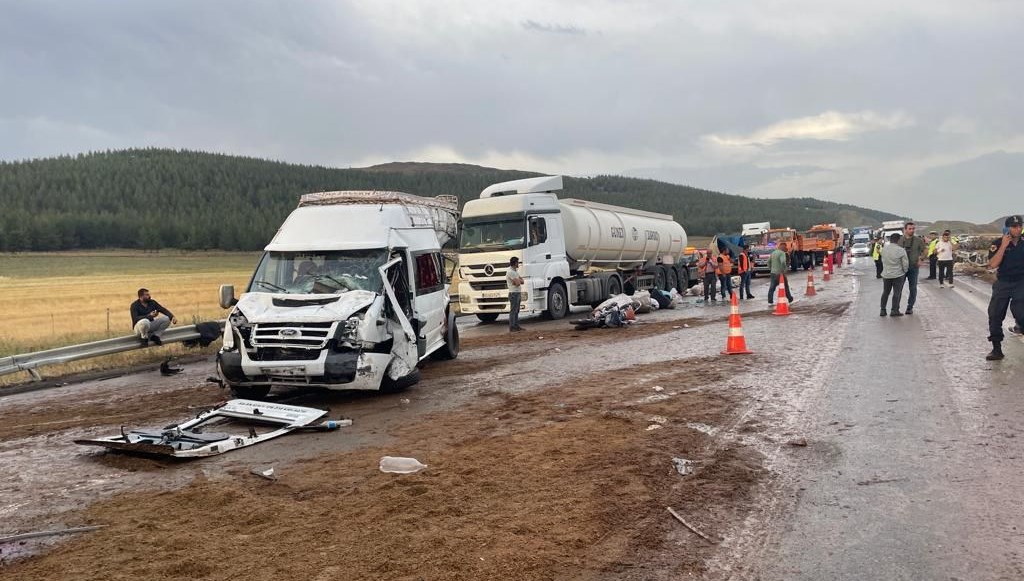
[721,291,753,355]
[805,271,817,296]
[824,253,832,282]
[773,274,791,316]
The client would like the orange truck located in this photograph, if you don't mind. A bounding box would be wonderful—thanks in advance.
[803,223,845,266]
[751,227,813,272]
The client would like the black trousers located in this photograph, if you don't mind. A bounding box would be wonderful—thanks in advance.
[988,278,1024,342]
[881,276,906,313]
[767,273,794,303]
[938,260,954,284]
[928,255,938,279]
[874,259,883,277]
[703,273,717,301]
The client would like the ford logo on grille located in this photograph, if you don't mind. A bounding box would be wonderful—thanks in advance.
[483,264,495,276]
[279,328,301,338]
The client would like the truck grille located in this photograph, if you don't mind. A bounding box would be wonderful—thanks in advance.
[250,322,333,349]
[464,263,509,280]
[469,281,508,291]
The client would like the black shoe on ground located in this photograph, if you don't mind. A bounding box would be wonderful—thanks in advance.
[149,334,163,346]
[140,336,150,346]
[986,348,1004,361]
[1009,325,1022,336]
[747,294,755,299]
[906,308,913,315]
[890,311,903,317]
[880,309,887,317]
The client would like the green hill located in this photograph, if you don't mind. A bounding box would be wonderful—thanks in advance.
[0,148,906,251]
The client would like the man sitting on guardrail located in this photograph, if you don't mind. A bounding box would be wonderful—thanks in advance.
[130,288,177,346]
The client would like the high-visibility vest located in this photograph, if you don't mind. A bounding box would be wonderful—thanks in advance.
[718,255,732,275]
[928,239,938,257]
[871,243,882,260]
[738,252,750,274]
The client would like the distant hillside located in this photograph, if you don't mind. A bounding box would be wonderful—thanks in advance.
[0,148,905,251]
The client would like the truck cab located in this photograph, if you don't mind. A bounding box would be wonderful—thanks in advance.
[216,191,460,399]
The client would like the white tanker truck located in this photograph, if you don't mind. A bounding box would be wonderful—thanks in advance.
[457,176,691,322]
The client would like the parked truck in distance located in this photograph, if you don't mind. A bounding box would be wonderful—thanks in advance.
[803,223,845,266]
[742,222,771,237]
[881,220,906,244]
[457,176,691,322]
[216,190,461,399]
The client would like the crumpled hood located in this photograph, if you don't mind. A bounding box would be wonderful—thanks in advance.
[235,290,378,323]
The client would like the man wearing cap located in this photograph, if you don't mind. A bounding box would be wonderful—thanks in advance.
[926,231,939,280]
[985,215,1024,360]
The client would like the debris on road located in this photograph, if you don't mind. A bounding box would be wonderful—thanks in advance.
[250,465,278,481]
[0,526,106,545]
[379,456,428,474]
[74,400,339,458]
[855,476,908,486]
[788,437,808,447]
[652,385,665,392]
[159,359,183,376]
[666,506,717,544]
[672,457,695,475]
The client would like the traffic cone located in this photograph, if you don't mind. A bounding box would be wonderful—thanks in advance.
[805,271,817,296]
[721,291,753,355]
[773,274,791,316]
[824,253,832,282]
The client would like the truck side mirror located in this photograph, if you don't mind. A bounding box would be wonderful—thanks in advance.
[219,284,237,309]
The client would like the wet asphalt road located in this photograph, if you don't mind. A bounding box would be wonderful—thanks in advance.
[761,259,1024,580]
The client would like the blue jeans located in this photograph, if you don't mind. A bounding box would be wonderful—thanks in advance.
[906,266,920,309]
[508,291,522,329]
[718,274,733,298]
[740,272,753,298]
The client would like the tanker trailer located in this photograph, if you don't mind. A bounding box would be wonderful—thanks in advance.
[457,176,688,322]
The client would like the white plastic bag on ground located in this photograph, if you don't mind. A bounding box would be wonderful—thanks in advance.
[379,456,427,474]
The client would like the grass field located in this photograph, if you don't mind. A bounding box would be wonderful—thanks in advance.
[0,251,258,385]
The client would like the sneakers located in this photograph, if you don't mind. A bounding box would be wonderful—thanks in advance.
[149,334,163,346]
[746,294,755,299]
[890,311,904,317]
[906,308,914,315]
[880,309,888,317]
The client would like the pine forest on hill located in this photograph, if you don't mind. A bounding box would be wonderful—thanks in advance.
[0,149,906,252]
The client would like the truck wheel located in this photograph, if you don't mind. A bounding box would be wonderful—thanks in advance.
[664,267,678,292]
[476,313,500,323]
[431,312,460,360]
[544,283,569,320]
[607,275,622,297]
[381,368,421,393]
[652,268,667,291]
[676,269,689,292]
[230,385,271,400]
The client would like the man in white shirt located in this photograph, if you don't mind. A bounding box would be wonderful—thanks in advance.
[935,230,957,288]
[506,257,525,332]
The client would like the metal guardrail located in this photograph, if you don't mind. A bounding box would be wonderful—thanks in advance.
[0,323,223,380]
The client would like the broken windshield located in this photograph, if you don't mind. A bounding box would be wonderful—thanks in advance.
[460,218,526,253]
[249,249,388,294]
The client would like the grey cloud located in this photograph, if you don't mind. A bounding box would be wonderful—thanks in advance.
[1,1,1023,222]
[521,20,588,35]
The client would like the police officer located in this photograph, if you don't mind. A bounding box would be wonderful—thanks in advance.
[985,215,1024,361]
[926,231,939,280]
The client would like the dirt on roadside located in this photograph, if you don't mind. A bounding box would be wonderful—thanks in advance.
[2,356,766,581]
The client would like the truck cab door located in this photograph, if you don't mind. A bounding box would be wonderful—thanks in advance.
[522,215,562,289]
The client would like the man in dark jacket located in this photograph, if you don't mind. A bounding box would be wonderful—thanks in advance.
[130,288,177,345]
[898,222,927,314]
[985,215,1024,360]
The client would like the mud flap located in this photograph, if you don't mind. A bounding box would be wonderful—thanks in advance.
[380,259,418,380]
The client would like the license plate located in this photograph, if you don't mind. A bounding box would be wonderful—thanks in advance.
[261,366,305,376]
[482,291,503,298]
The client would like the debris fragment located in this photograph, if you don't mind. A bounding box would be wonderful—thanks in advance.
[159,359,183,376]
[652,385,665,392]
[648,415,668,424]
[672,457,694,475]
[379,456,427,474]
[0,526,105,544]
[856,477,908,486]
[788,437,808,447]
[666,507,716,544]
[400,398,411,405]
[646,424,663,431]
[250,466,277,480]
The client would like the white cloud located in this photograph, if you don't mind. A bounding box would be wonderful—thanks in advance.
[704,111,915,148]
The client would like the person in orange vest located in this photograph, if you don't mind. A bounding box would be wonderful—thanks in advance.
[737,243,754,300]
[717,253,734,299]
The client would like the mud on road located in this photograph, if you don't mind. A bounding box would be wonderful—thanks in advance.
[0,285,855,580]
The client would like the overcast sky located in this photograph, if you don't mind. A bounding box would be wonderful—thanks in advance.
[1,0,1021,222]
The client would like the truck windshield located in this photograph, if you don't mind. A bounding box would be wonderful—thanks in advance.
[248,249,388,294]
[459,218,526,253]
